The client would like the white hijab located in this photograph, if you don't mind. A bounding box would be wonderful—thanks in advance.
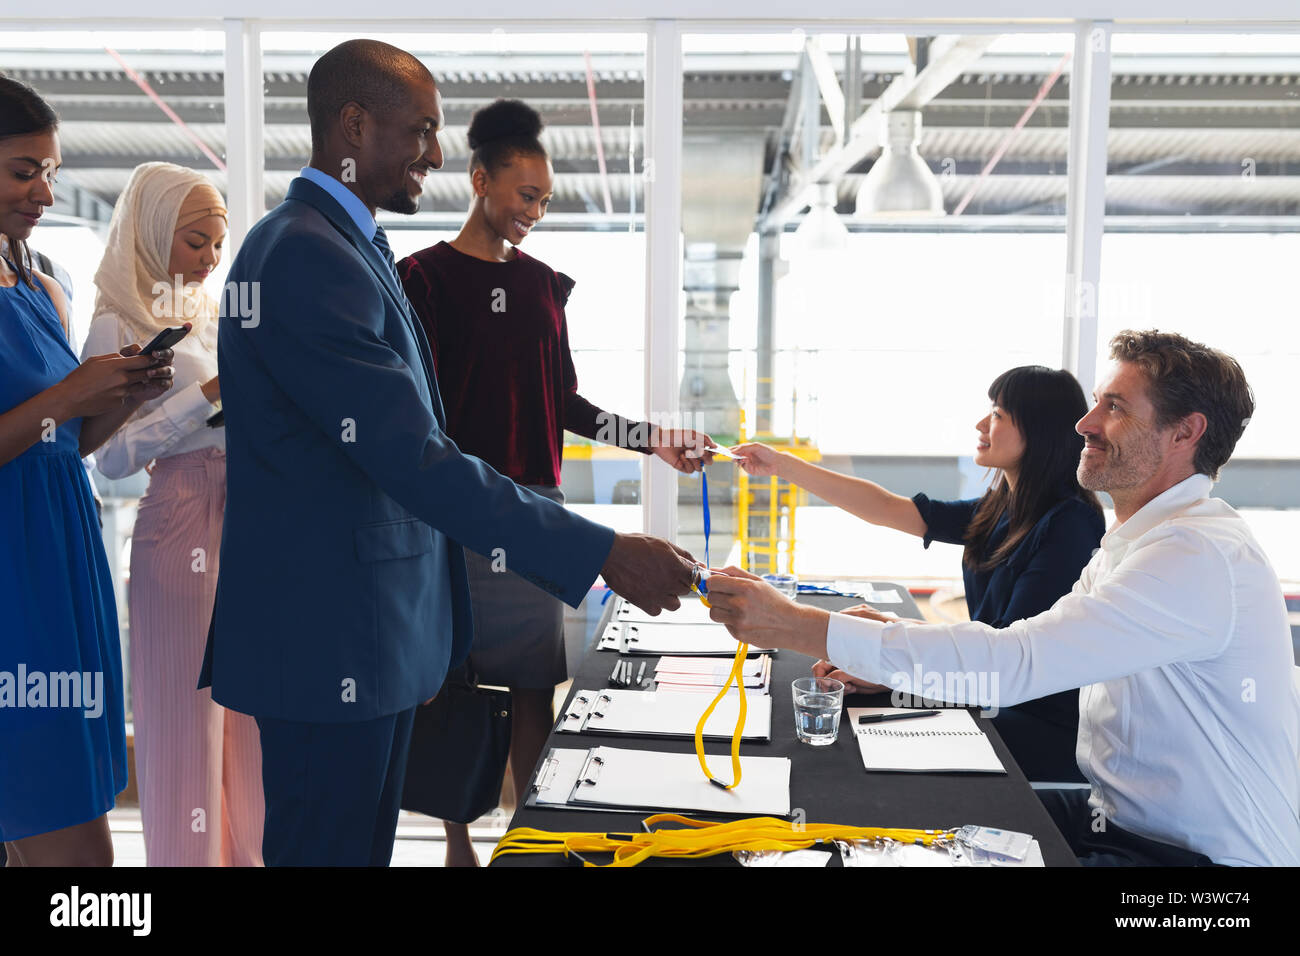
[93,162,227,347]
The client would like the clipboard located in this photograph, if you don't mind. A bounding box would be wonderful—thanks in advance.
[556,688,772,741]
[614,596,715,626]
[598,620,772,656]
[567,746,792,817]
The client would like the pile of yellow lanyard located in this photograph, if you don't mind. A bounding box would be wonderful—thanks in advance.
[491,813,958,867]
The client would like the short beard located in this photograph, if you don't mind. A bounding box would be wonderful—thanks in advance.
[1077,440,1161,493]
[379,189,419,216]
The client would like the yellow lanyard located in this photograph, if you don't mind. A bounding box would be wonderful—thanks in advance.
[491,814,958,867]
[693,637,749,790]
[688,491,748,790]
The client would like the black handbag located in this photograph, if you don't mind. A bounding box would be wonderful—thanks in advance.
[400,665,512,825]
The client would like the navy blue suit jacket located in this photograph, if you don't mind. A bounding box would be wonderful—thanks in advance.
[200,177,615,723]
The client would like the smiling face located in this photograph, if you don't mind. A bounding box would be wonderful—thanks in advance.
[0,128,60,243]
[363,76,444,216]
[974,400,1026,476]
[1075,360,1170,495]
[167,210,226,287]
[473,150,552,246]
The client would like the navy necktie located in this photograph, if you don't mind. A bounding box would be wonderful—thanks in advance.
[371,225,402,288]
[374,223,397,280]
[370,224,442,419]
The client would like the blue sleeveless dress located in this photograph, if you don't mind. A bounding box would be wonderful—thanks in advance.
[0,273,127,842]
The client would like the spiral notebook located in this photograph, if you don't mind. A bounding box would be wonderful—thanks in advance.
[848,707,1005,774]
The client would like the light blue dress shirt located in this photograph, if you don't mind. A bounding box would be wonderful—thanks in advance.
[298,166,375,241]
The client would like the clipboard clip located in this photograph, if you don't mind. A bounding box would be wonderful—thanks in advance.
[578,752,606,787]
[601,623,640,652]
[621,625,640,653]
[600,624,619,650]
[562,693,592,730]
[580,693,614,733]
[532,754,562,793]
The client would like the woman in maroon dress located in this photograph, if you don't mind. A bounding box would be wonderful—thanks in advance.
[398,99,712,866]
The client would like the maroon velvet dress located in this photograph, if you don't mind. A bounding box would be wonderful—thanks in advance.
[398,241,648,686]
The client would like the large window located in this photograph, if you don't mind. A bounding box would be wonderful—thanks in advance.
[677,31,1075,586]
[1099,32,1300,589]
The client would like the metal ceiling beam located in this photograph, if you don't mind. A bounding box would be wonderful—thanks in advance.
[757,53,807,220]
[805,38,845,145]
[762,34,998,227]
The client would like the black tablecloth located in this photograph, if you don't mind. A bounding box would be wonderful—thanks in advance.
[491,591,1078,867]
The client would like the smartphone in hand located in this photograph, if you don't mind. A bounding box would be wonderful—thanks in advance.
[139,325,190,356]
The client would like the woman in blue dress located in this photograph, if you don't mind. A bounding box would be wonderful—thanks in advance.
[734,365,1105,782]
[0,77,176,866]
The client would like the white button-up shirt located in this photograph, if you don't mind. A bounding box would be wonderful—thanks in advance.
[825,473,1300,866]
[80,310,222,478]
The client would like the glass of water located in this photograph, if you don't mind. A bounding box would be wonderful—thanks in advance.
[792,677,844,746]
[763,573,798,598]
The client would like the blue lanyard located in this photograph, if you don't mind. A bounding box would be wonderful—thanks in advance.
[701,467,711,568]
[604,465,712,606]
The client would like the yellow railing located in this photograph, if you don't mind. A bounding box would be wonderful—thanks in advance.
[735,410,821,576]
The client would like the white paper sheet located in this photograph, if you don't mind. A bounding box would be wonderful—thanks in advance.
[569,746,792,817]
[557,689,772,741]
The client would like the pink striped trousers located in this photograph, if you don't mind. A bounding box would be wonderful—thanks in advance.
[128,447,264,866]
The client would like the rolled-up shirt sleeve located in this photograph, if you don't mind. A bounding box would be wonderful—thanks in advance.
[824,523,1235,708]
[911,493,978,549]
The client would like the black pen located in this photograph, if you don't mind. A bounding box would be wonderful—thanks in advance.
[857,709,941,724]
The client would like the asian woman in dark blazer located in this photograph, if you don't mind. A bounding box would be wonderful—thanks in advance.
[733,365,1105,782]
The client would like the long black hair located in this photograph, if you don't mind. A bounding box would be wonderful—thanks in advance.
[0,74,59,290]
[964,365,1102,571]
[467,98,547,176]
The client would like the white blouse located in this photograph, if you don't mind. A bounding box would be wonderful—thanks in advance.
[79,310,223,479]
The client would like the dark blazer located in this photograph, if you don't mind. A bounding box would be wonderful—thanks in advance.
[200,176,614,723]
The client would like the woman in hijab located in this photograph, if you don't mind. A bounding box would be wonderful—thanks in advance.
[81,162,264,866]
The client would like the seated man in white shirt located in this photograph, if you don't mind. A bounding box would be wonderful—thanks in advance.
[706,329,1300,866]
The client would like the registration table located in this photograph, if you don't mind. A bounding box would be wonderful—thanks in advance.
[492,589,1078,867]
